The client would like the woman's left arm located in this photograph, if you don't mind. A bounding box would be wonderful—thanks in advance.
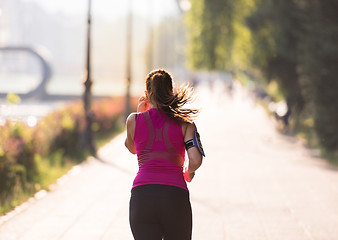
[125,113,136,154]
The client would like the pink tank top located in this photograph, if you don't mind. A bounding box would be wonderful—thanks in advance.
[132,108,188,191]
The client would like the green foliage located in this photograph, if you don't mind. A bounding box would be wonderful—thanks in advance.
[266,81,284,102]
[6,93,21,105]
[0,122,37,214]
[247,0,305,113]
[297,1,338,153]
[0,97,137,215]
[186,0,235,70]
[186,0,257,71]
[185,0,338,158]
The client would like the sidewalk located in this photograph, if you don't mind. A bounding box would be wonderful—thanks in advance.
[1,83,338,240]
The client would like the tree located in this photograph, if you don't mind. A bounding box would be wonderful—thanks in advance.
[185,0,338,156]
[185,0,234,70]
[247,0,305,113]
[298,0,338,153]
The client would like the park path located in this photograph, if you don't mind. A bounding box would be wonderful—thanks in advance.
[1,82,338,240]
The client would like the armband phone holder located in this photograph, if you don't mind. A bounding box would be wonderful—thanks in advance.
[184,131,205,157]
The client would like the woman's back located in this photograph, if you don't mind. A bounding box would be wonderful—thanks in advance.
[133,108,188,191]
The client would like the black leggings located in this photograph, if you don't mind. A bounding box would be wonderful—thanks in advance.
[129,184,192,240]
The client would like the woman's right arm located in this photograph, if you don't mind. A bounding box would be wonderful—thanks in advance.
[183,122,203,182]
[125,94,150,154]
[125,113,136,154]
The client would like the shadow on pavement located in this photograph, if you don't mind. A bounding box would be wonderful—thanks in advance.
[95,156,135,176]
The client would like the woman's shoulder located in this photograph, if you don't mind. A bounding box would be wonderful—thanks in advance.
[182,120,196,128]
[126,112,137,125]
[181,121,196,137]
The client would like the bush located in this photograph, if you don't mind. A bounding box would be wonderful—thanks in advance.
[0,122,37,213]
[0,96,137,215]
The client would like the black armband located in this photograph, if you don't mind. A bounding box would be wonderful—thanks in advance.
[184,130,205,157]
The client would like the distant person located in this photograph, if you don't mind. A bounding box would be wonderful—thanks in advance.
[125,69,204,240]
[190,74,200,87]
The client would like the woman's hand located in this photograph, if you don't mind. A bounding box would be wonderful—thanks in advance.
[183,167,195,182]
[137,95,150,113]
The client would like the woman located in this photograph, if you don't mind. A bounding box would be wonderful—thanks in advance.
[125,69,204,240]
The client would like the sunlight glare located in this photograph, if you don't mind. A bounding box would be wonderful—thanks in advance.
[22,0,178,22]
[178,0,191,11]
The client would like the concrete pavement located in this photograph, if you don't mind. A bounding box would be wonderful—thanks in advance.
[1,83,338,240]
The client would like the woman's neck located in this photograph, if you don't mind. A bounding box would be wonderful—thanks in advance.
[149,102,157,109]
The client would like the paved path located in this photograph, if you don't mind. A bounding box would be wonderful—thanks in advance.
[1,83,338,240]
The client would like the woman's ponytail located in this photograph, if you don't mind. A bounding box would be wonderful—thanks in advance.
[146,69,199,123]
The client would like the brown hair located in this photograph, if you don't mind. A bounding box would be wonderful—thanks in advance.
[146,69,199,123]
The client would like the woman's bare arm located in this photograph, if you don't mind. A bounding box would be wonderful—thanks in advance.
[183,122,203,182]
[125,113,136,154]
[125,93,150,154]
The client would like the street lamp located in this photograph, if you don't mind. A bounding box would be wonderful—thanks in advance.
[125,0,133,119]
[147,0,154,72]
[83,0,96,154]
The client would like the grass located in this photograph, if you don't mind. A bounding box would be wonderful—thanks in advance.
[0,159,75,215]
[0,124,125,216]
[37,155,77,190]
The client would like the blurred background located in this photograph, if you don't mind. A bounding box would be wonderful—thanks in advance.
[0,0,189,97]
[0,0,198,214]
[1,0,337,157]
[0,0,338,216]
[0,0,198,125]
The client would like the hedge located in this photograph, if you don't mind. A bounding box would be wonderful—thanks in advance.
[0,96,137,215]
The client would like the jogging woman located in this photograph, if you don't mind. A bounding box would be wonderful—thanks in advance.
[125,69,204,240]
